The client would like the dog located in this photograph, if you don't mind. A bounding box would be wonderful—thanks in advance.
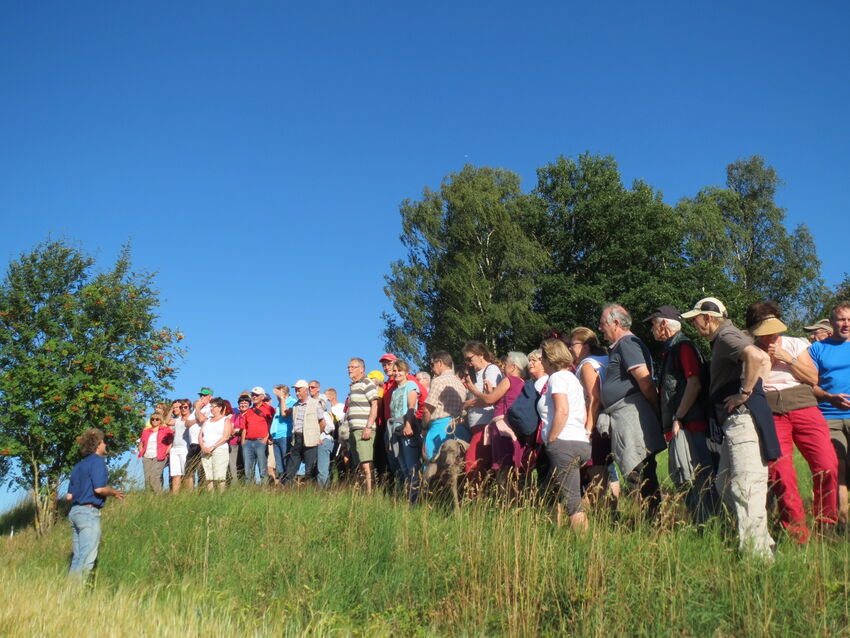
[423,438,469,510]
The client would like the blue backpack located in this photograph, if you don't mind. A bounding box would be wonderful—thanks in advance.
[506,379,541,436]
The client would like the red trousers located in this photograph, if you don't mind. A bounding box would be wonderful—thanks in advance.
[465,424,491,485]
[768,406,838,542]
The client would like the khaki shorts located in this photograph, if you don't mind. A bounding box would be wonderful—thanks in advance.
[827,418,850,459]
[349,429,374,465]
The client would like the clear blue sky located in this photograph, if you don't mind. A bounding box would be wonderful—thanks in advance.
[1,2,848,507]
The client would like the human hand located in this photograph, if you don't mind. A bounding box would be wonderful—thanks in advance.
[724,393,747,414]
[768,343,792,364]
[402,423,414,437]
[829,393,850,410]
[361,428,373,441]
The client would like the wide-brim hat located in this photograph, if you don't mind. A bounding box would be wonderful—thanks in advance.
[749,316,788,336]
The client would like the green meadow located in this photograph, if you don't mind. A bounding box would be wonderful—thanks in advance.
[2,459,850,638]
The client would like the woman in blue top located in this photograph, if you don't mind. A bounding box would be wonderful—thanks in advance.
[389,359,421,501]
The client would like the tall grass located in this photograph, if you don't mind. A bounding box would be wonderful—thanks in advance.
[2,476,849,637]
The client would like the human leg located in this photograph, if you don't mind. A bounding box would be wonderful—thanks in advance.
[827,418,849,523]
[170,448,187,493]
[272,437,288,481]
[398,433,422,502]
[545,440,591,531]
[302,444,319,480]
[68,505,101,578]
[317,438,334,487]
[353,430,375,493]
[791,407,838,525]
[241,440,258,483]
[283,434,304,485]
[227,444,241,485]
[724,412,774,560]
[767,412,809,542]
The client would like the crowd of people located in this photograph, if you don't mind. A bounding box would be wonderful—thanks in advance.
[67,296,850,577]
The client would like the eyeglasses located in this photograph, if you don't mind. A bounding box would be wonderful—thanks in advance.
[308,385,318,390]
[464,356,474,363]
[568,342,584,347]
[151,418,162,422]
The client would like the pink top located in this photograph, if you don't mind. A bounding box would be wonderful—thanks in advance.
[764,336,810,392]
[138,426,174,461]
[494,375,525,417]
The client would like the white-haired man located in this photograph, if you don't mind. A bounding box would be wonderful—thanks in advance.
[644,305,716,524]
[682,297,780,560]
[598,303,666,516]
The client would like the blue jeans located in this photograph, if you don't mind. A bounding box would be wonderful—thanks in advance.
[283,433,317,484]
[424,417,470,460]
[271,437,290,479]
[317,438,335,487]
[242,439,269,484]
[391,433,422,502]
[68,505,101,577]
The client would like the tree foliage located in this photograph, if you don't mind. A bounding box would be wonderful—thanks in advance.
[0,240,184,532]
[383,154,828,360]
[678,155,826,322]
[530,153,689,334]
[383,165,549,362]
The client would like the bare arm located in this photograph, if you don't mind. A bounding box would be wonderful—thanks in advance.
[676,375,701,418]
[94,486,125,500]
[630,365,659,414]
[361,398,379,441]
[193,401,208,424]
[724,345,769,413]
[770,345,818,386]
[469,376,511,406]
[579,365,602,432]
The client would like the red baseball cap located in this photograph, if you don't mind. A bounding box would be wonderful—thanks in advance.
[379,353,397,362]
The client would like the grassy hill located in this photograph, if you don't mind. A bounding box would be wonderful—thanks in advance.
[1,483,849,637]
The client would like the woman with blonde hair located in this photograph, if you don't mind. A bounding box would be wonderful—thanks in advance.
[539,338,591,531]
[137,413,174,491]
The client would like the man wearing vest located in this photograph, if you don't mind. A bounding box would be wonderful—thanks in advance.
[682,296,779,560]
[645,305,716,524]
[281,379,325,485]
[598,303,666,518]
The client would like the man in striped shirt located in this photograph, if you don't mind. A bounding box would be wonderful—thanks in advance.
[346,357,380,493]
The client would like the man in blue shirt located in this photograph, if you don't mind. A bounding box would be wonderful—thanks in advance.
[810,302,850,524]
[66,428,124,579]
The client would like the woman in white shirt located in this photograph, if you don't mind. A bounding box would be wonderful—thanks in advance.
[539,338,591,532]
[569,326,620,502]
[199,398,233,493]
[461,340,503,487]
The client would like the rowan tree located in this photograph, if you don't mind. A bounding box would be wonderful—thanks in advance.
[0,240,184,533]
